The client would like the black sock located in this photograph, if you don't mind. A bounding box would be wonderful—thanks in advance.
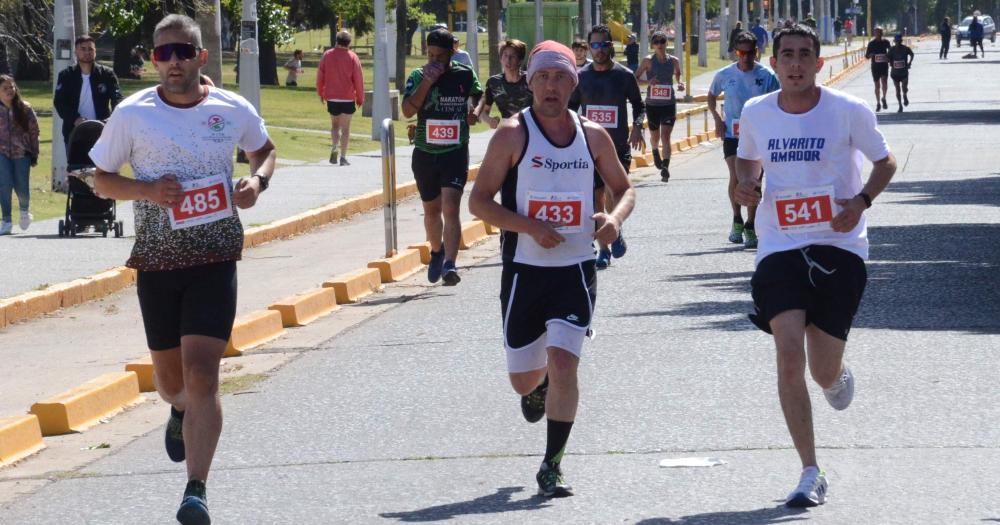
[733,215,744,225]
[171,406,185,420]
[663,156,670,170]
[184,479,206,499]
[652,149,662,169]
[543,419,574,468]
[745,221,755,231]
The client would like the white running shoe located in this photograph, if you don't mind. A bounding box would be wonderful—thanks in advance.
[0,221,12,235]
[823,365,855,411]
[19,211,32,231]
[785,466,828,507]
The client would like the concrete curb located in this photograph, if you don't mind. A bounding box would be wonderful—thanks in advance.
[125,357,156,393]
[367,249,424,283]
[29,372,144,436]
[0,415,46,466]
[322,268,384,304]
[459,220,490,249]
[268,288,339,327]
[408,242,433,264]
[224,310,286,357]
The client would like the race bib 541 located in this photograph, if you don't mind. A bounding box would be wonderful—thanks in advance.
[168,174,233,230]
[585,105,619,128]
[774,185,835,233]
[426,119,461,145]
[527,191,584,233]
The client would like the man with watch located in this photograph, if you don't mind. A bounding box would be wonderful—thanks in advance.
[91,14,275,525]
[734,25,896,509]
[569,25,645,270]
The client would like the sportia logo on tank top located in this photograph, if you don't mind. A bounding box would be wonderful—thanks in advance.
[529,155,592,172]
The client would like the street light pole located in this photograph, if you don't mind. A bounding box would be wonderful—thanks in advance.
[467,0,479,72]
[536,0,544,46]
[239,0,261,113]
[52,0,75,191]
[373,0,389,140]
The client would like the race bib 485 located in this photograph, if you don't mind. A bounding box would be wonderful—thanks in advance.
[168,174,233,230]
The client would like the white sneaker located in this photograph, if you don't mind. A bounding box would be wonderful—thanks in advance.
[18,211,32,231]
[786,466,828,507]
[0,221,12,235]
[823,365,855,411]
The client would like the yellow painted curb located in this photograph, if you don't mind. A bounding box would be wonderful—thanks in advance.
[225,310,286,357]
[367,249,423,283]
[0,415,45,465]
[482,222,500,235]
[322,268,383,303]
[125,356,156,392]
[634,152,655,168]
[468,163,481,181]
[408,242,433,264]
[460,220,489,249]
[268,287,339,327]
[30,371,144,435]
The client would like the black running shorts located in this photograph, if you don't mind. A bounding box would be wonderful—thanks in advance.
[412,146,469,202]
[647,104,677,128]
[595,145,631,191]
[723,137,740,159]
[327,101,356,116]
[890,69,908,82]
[871,65,889,80]
[136,261,238,350]
[749,245,867,341]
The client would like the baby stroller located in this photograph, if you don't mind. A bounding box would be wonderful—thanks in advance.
[58,120,124,238]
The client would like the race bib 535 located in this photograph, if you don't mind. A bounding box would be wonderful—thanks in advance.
[585,105,619,128]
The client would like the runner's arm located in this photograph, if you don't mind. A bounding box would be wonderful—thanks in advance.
[401,74,435,118]
[94,169,182,207]
[234,138,277,208]
[586,122,636,243]
[734,157,763,207]
[707,92,724,136]
[831,153,897,232]
[673,56,684,89]
[468,121,566,248]
[634,58,651,84]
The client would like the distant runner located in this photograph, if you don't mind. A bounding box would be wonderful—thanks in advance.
[634,30,684,182]
[865,27,891,111]
[888,34,914,112]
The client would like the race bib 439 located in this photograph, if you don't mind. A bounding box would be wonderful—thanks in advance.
[774,185,835,233]
[168,174,233,230]
[425,119,461,145]
[585,105,618,128]
[527,191,584,233]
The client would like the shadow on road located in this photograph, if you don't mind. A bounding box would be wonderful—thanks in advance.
[937,58,1000,65]
[876,109,1000,125]
[378,486,550,522]
[635,504,808,524]
[886,175,1000,207]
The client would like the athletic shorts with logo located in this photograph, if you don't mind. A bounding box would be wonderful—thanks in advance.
[327,101,356,115]
[500,261,597,373]
[412,145,469,201]
[137,260,238,350]
[647,104,677,128]
[723,137,740,158]
[749,244,867,341]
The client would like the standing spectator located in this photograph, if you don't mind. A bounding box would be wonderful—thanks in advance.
[128,46,146,79]
[0,75,39,234]
[452,37,474,67]
[844,17,855,45]
[939,17,952,59]
[804,13,818,29]
[751,19,769,54]
[834,17,843,42]
[572,39,592,67]
[625,34,640,71]
[728,21,744,59]
[968,16,985,58]
[53,35,123,147]
[284,49,304,87]
[316,31,365,166]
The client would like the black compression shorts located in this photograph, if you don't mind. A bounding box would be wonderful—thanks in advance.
[136,261,238,350]
[871,65,889,80]
[412,146,469,201]
[327,101,357,116]
[749,245,867,341]
[647,105,677,128]
[723,138,740,159]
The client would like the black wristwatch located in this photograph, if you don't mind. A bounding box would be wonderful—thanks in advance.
[858,192,872,208]
[252,173,270,192]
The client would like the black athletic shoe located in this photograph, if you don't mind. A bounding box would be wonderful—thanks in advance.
[441,261,461,286]
[165,407,185,463]
[520,376,547,423]
[882,97,888,109]
[427,249,445,283]
[652,149,663,170]
[536,462,573,498]
[611,231,627,258]
[660,167,670,182]
[897,105,903,113]
[903,93,909,106]
[339,155,350,166]
[176,480,210,525]
[875,100,882,112]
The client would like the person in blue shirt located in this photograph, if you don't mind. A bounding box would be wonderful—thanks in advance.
[751,19,770,54]
[968,16,985,58]
[707,31,780,249]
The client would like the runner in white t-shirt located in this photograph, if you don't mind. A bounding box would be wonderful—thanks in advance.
[735,24,897,509]
[90,15,276,525]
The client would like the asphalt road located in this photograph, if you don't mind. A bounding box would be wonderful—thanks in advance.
[2,38,999,524]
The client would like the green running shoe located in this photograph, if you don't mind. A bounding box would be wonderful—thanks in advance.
[744,228,758,249]
[728,222,744,244]
[536,462,573,498]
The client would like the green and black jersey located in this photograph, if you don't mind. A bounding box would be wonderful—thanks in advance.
[403,61,483,154]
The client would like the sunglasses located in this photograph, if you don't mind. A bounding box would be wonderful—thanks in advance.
[589,41,614,50]
[652,39,667,45]
[735,49,755,57]
[153,43,202,62]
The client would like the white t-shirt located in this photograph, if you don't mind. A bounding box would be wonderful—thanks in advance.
[736,86,890,265]
[89,86,269,271]
[78,73,97,120]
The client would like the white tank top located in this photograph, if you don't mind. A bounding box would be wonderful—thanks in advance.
[500,108,597,267]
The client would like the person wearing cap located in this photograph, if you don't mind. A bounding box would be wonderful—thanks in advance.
[402,28,483,286]
[469,40,635,498]
[569,24,645,270]
[887,34,914,112]
[865,27,891,111]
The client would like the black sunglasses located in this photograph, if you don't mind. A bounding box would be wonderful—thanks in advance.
[589,41,614,50]
[153,42,201,62]
[652,39,667,45]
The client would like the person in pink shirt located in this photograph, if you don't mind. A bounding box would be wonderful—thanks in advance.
[316,31,365,166]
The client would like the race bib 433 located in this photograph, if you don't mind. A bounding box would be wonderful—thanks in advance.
[168,174,233,230]
[527,191,584,233]
[425,119,461,145]
[585,105,618,128]
[774,185,835,233]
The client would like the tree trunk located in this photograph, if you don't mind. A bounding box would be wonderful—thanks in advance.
[197,0,224,87]
[396,0,408,91]
[0,45,9,75]
[259,40,279,85]
[488,0,501,76]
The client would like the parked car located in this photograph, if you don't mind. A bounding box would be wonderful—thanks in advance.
[956,15,996,46]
